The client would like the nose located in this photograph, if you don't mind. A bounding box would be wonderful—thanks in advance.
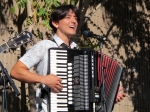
[71,17,77,24]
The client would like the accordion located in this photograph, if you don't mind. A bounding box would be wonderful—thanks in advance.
[47,48,123,112]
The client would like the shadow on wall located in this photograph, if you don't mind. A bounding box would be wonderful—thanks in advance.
[80,0,150,111]
[104,0,150,111]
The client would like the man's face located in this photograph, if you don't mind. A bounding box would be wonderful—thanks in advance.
[54,9,78,37]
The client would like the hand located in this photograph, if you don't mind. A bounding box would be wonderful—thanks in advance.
[115,86,126,103]
[41,74,63,93]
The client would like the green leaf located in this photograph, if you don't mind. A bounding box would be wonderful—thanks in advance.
[18,3,21,9]
[43,19,50,29]
[71,0,75,5]
[53,0,57,3]
[45,11,49,16]
[26,17,33,25]
[23,0,28,3]
[11,6,15,13]
[21,2,25,8]
[32,1,37,7]
[38,32,43,39]
[54,1,60,7]
[45,0,51,4]
[16,0,20,3]
[37,7,46,17]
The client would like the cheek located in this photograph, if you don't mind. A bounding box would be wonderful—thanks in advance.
[59,21,69,27]
[76,22,78,26]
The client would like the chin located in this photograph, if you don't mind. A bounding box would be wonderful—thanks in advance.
[70,33,76,37]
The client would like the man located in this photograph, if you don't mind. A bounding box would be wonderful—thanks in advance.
[10,4,125,112]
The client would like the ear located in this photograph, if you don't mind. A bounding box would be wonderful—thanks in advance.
[52,21,58,28]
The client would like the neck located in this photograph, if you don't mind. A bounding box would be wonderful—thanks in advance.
[56,32,71,46]
[63,36,70,46]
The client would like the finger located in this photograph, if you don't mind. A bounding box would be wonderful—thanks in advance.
[55,85,63,90]
[118,86,123,91]
[122,93,126,97]
[116,97,121,102]
[58,78,62,82]
[51,89,58,93]
[118,94,125,100]
[116,96,120,100]
[52,88,61,93]
[57,80,63,87]
[116,98,119,102]
[119,96,123,100]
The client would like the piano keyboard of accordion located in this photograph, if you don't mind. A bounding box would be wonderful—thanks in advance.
[47,48,123,112]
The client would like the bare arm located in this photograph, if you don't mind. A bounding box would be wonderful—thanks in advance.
[10,60,63,93]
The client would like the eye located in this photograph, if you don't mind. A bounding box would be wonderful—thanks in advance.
[74,17,77,20]
[65,16,70,19]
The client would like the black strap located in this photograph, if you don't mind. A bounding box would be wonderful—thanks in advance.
[60,43,69,48]
[52,39,69,48]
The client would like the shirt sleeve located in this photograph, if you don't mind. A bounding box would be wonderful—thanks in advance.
[19,40,47,69]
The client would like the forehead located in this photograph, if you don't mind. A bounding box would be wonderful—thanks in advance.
[66,9,76,16]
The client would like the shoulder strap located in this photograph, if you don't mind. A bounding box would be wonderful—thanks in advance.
[52,38,69,48]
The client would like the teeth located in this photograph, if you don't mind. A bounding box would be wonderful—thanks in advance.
[70,26,75,28]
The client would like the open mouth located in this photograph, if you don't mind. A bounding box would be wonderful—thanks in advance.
[69,25,76,29]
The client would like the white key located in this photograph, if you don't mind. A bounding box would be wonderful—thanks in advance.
[50,50,67,53]
[61,80,67,83]
[50,68,67,71]
[51,108,68,111]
